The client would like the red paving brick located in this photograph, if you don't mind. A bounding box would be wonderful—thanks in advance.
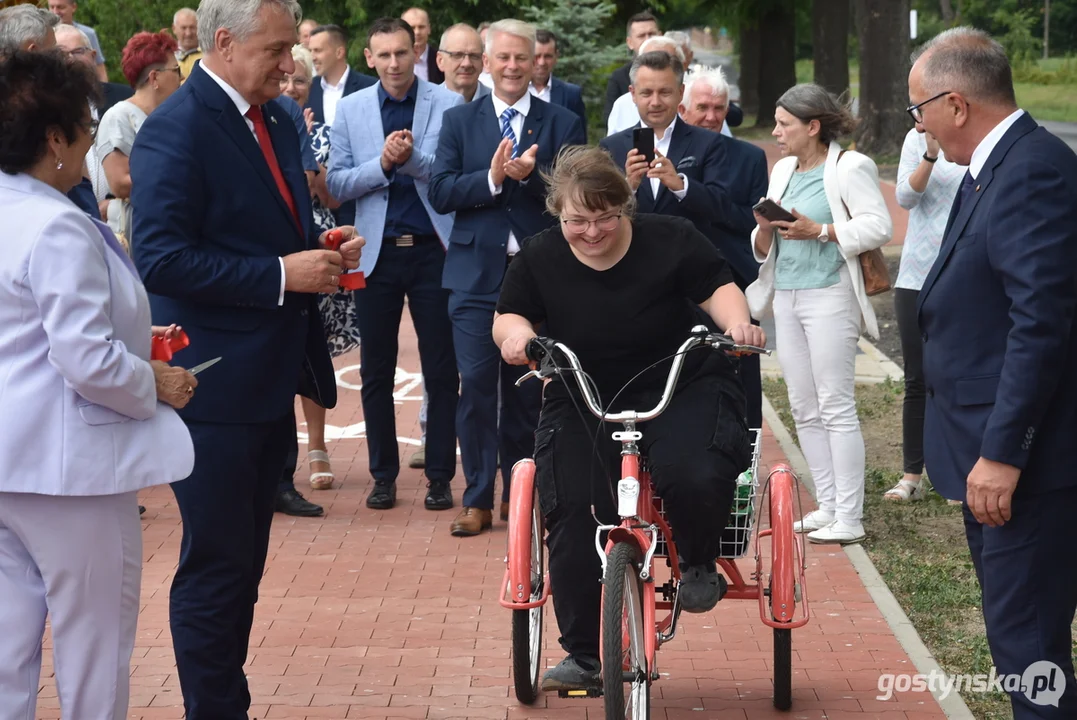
[35,312,946,719]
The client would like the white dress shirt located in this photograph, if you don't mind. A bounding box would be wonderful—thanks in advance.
[488,92,532,255]
[969,108,1025,180]
[478,71,493,88]
[201,62,287,305]
[321,65,350,127]
[607,91,732,137]
[529,80,552,103]
[645,117,689,202]
[415,46,429,81]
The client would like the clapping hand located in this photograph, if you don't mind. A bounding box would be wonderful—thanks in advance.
[303,108,316,135]
[381,130,413,172]
[504,145,538,181]
[772,209,823,241]
[489,138,514,186]
[647,149,684,192]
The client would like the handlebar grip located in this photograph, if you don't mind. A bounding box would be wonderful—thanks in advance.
[525,336,554,363]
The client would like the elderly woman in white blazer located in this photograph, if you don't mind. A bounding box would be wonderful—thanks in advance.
[746,83,892,546]
[0,51,197,720]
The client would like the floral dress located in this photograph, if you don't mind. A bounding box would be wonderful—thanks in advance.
[311,121,362,358]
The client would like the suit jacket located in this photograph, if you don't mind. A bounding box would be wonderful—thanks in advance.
[429,94,586,295]
[601,120,753,277]
[101,81,133,115]
[709,134,768,288]
[603,62,631,124]
[276,93,317,173]
[421,46,445,85]
[0,172,194,495]
[305,66,377,125]
[326,79,462,276]
[918,112,1077,500]
[548,77,588,141]
[129,64,337,424]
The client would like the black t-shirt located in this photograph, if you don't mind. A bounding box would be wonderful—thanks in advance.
[497,214,737,410]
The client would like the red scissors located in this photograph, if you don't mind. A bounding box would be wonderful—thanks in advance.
[325,229,366,290]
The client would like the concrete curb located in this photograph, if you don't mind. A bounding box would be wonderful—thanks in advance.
[761,393,976,719]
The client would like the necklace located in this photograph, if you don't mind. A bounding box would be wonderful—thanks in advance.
[797,153,826,172]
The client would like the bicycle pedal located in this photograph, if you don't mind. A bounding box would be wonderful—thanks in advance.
[558,687,603,699]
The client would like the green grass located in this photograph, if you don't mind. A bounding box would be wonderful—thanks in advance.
[1014,82,1077,122]
[762,377,1077,720]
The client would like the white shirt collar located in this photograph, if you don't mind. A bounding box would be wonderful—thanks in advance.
[643,114,678,143]
[321,65,350,92]
[417,45,428,63]
[491,90,531,119]
[969,108,1025,179]
[200,61,251,119]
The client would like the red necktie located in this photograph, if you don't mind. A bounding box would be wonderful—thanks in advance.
[245,105,301,233]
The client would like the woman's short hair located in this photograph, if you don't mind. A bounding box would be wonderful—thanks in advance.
[776,83,858,145]
[121,31,179,88]
[290,43,313,79]
[0,50,99,175]
[543,145,636,219]
[196,0,302,54]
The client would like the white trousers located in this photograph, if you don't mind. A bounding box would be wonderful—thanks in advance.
[773,267,866,524]
[0,491,142,720]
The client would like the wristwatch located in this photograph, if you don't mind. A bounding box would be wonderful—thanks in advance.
[923,152,938,163]
[818,223,830,242]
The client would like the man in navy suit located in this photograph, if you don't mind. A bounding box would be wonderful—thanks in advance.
[912,28,1077,719]
[402,7,444,85]
[531,29,587,140]
[327,18,462,513]
[678,66,768,429]
[129,1,364,716]
[430,18,586,536]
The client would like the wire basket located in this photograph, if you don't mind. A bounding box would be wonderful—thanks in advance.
[652,428,764,561]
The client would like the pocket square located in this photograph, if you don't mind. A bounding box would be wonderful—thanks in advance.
[676,156,697,169]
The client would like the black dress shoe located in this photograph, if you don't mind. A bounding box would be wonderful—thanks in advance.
[424,481,453,510]
[275,488,324,517]
[366,482,397,510]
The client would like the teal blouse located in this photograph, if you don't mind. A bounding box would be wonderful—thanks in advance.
[773,165,842,290]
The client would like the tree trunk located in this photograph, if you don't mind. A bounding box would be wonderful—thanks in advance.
[738,24,761,115]
[754,1,797,128]
[854,0,911,156]
[939,0,955,23]
[813,0,851,97]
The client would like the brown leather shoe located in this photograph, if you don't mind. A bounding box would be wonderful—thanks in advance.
[451,507,493,536]
[500,501,510,522]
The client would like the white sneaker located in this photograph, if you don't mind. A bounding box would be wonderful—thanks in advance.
[792,509,834,534]
[807,520,865,545]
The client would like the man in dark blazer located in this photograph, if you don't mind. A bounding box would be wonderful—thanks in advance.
[532,29,587,140]
[678,67,768,428]
[603,11,659,124]
[912,28,1077,719]
[402,7,444,85]
[128,1,364,715]
[430,19,586,537]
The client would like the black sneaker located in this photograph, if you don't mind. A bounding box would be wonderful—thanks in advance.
[678,562,727,613]
[540,655,601,691]
[275,488,324,517]
[366,482,397,510]
[424,481,453,510]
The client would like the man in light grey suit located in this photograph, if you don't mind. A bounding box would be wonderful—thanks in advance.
[436,23,489,103]
[327,17,462,512]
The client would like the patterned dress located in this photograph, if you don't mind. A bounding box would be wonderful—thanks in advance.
[311,122,362,357]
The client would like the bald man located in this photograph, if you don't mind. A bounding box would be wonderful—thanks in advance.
[172,8,202,80]
[402,7,443,84]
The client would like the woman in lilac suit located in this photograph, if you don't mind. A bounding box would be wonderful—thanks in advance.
[0,51,196,719]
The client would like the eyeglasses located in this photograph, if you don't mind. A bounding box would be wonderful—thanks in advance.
[561,212,622,234]
[66,47,92,58]
[282,76,310,87]
[81,118,99,140]
[437,50,483,63]
[906,90,952,123]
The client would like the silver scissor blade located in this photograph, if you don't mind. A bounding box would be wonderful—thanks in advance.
[188,357,223,376]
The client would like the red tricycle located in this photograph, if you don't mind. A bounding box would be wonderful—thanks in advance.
[499,327,811,717]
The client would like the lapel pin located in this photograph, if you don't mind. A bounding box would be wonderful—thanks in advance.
[975,184,980,192]
[527,129,533,135]
[270,116,277,125]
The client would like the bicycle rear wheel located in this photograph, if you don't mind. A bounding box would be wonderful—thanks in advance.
[602,542,650,720]
[511,486,544,704]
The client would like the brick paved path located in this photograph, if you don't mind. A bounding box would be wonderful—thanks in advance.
[35,313,946,720]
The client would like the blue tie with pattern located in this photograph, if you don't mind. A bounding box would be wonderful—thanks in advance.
[500,107,519,159]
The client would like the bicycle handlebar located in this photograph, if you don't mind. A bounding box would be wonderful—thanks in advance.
[518,325,770,424]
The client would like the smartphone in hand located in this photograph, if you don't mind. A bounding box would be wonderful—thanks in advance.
[752,198,798,224]
[632,127,655,164]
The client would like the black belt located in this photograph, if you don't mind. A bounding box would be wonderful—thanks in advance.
[384,234,438,247]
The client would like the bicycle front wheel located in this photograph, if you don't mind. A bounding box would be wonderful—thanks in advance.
[602,542,650,720]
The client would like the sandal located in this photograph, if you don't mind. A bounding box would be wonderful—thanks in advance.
[883,478,925,501]
[307,449,335,490]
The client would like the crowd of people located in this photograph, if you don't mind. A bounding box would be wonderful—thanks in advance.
[0,0,1075,718]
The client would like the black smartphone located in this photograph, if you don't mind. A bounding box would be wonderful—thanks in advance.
[632,127,655,164]
[752,198,798,224]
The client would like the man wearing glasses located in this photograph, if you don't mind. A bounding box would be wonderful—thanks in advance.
[436,23,488,103]
[54,24,131,114]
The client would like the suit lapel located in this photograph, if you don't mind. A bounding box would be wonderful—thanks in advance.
[918,112,1038,312]
[366,87,385,145]
[478,95,503,161]
[519,96,545,155]
[549,79,564,108]
[264,104,308,243]
[412,82,432,139]
[654,121,690,209]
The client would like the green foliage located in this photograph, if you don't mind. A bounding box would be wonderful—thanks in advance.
[520,0,624,136]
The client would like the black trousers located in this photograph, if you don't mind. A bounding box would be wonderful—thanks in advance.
[353,240,458,484]
[894,288,925,475]
[170,413,292,719]
[534,373,750,659]
[279,408,299,492]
